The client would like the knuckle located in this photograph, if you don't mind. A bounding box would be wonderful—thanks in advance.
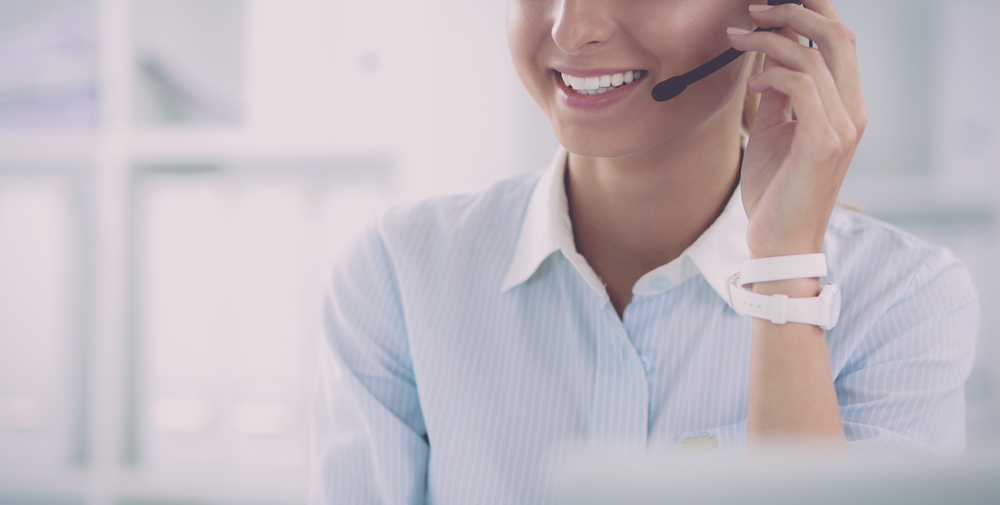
[812,127,842,158]
[794,72,816,91]
[820,135,842,160]
[840,124,858,148]
[836,23,857,46]
[804,49,824,68]
[855,106,869,136]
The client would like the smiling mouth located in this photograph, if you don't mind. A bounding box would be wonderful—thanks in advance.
[556,70,648,95]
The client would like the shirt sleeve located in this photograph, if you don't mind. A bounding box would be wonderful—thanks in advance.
[309,224,429,505]
[836,250,979,457]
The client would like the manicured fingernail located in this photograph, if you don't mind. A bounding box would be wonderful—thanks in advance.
[727,27,752,36]
[749,4,775,12]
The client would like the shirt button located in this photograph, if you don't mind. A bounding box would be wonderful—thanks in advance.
[651,275,672,291]
[640,355,652,374]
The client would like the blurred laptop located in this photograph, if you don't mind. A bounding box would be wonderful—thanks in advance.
[554,447,1000,505]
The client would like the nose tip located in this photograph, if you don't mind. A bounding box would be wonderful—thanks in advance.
[551,2,616,54]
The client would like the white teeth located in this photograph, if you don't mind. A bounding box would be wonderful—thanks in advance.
[560,70,644,95]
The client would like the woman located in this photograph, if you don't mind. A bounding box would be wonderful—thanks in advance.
[310,1,978,503]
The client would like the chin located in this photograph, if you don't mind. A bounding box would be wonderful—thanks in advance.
[551,119,675,159]
[550,85,745,160]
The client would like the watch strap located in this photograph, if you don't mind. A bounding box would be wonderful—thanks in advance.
[739,253,827,285]
[726,274,841,330]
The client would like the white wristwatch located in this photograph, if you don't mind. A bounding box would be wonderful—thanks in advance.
[725,258,842,331]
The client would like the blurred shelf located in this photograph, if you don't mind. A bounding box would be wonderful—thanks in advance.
[0,132,100,164]
[115,472,306,505]
[0,468,305,505]
[0,130,392,173]
[128,128,389,164]
[0,469,89,505]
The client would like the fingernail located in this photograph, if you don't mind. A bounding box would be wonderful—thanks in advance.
[727,27,752,36]
[749,4,774,12]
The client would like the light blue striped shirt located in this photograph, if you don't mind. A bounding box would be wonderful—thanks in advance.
[310,149,979,504]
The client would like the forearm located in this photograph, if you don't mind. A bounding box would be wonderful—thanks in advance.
[746,277,846,448]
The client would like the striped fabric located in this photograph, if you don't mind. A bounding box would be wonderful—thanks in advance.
[310,148,979,505]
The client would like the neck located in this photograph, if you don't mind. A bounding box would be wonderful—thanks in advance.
[566,96,744,315]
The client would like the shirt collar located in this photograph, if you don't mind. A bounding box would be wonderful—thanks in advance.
[501,147,750,305]
[501,147,608,296]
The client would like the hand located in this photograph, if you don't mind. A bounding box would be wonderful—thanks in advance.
[727,0,867,259]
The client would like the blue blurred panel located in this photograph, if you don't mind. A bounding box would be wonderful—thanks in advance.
[0,0,97,129]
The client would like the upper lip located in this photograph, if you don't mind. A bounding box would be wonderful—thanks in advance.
[551,66,646,78]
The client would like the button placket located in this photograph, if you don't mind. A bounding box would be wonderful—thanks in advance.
[590,297,649,452]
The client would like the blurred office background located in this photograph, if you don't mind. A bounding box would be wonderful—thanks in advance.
[0,1,996,504]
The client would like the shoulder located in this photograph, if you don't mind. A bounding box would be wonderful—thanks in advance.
[824,209,979,456]
[824,206,978,355]
[825,206,973,302]
[370,171,542,286]
[326,171,543,341]
[376,172,540,243]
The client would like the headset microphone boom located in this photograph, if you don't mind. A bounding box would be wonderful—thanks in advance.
[651,0,804,102]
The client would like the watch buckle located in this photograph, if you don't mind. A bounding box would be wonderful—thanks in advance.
[724,272,740,309]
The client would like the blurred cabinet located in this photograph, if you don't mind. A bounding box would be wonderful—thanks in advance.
[129,163,389,502]
[0,0,402,504]
[0,174,82,473]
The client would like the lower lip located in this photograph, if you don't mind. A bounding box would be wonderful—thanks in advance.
[555,72,647,111]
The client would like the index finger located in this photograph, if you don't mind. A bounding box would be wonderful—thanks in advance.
[751,2,866,132]
[797,0,844,22]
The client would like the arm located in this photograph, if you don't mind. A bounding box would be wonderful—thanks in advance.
[727,0,977,451]
[838,257,978,456]
[727,0,867,446]
[309,226,429,505]
[747,277,847,446]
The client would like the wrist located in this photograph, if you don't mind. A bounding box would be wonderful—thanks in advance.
[728,272,841,330]
[751,277,821,297]
[748,239,824,261]
[750,246,823,260]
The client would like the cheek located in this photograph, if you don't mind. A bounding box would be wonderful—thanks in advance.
[654,56,751,129]
[506,1,552,95]
[631,0,750,76]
